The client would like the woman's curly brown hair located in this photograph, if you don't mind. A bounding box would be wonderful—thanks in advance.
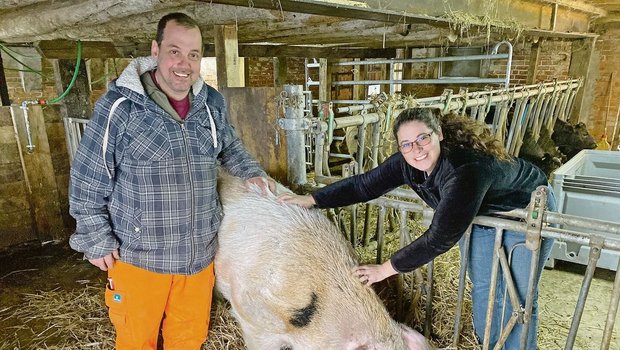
[392,108,512,162]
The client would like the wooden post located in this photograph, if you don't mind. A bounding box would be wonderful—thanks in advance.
[214,25,244,88]
[401,47,413,95]
[10,105,66,241]
[352,58,365,100]
[52,58,91,231]
[0,107,37,248]
[319,58,332,102]
[568,38,596,124]
[273,57,288,87]
[380,62,389,94]
[0,54,10,106]
[526,41,541,85]
[220,87,287,182]
[53,59,92,118]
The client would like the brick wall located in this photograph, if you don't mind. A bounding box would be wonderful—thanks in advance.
[487,39,571,86]
[3,58,56,105]
[536,40,571,82]
[245,57,306,87]
[506,41,531,86]
[246,57,274,87]
[590,28,620,144]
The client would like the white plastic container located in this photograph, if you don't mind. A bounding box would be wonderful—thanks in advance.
[549,150,620,271]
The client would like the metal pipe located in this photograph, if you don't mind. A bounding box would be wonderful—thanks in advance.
[424,259,434,339]
[20,101,36,152]
[491,41,513,88]
[331,78,507,86]
[281,85,307,186]
[397,208,409,321]
[452,226,471,348]
[350,203,358,246]
[356,121,368,173]
[317,113,380,132]
[328,152,355,159]
[335,79,579,115]
[334,54,511,66]
[313,179,620,250]
[313,132,325,178]
[496,247,522,349]
[362,204,372,246]
[520,187,547,348]
[328,99,371,104]
[9,106,32,194]
[601,258,620,349]
[564,236,604,350]
[370,115,381,169]
[483,228,504,350]
[376,205,386,264]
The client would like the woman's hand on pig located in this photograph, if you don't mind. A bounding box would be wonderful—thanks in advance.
[277,193,316,208]
[353,261,398,286]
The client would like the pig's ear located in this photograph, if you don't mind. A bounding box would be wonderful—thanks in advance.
[399,324,432,350]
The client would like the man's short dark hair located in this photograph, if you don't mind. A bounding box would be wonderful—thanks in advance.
[156,13,201,45]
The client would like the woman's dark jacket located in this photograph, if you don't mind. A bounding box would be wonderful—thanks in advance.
[312,148,548,273]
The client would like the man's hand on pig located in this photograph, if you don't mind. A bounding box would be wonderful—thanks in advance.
[245,176,277,196]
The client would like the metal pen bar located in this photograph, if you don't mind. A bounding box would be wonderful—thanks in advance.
[601,258,620,349]
[564,237,604,350]
[331,78,507,86]
[335,79,580,114]
[334,53,511,66]
[376,205,386,264]
[495,248,523,350]
[483,228,504,350]
[424,259,434,339]
[453,226,472,348]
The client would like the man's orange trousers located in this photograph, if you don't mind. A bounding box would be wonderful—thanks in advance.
[105,260,215,350]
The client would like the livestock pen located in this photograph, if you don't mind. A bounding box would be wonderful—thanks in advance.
[1,78,618,349]
[275,75,620,349]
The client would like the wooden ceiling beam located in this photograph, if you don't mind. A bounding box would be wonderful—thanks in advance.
[36,40,398,59]
[235,45,397,59]
[196,0,452,27]
[536,0,607,17]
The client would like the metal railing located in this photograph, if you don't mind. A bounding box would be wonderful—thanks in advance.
[63,117,88,165]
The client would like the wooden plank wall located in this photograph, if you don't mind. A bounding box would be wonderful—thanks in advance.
[0,105,72,249]
[0,87,287,249]
[221,87,288,183]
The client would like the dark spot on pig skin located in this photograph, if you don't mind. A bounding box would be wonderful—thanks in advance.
[289,292,318,328]
[280,346,293,350]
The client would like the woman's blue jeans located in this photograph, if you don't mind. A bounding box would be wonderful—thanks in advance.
[460,186,557,350]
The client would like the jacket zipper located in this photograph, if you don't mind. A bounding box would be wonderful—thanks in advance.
[180,123,196,272]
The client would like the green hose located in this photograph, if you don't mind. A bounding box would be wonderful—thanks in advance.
[46,40,82,104]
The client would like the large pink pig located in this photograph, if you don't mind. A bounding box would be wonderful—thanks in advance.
[215,173,432,350]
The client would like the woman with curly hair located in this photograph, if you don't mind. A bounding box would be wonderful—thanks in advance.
[279,107,555,349]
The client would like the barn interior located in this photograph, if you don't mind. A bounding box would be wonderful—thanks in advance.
[1,0,620,349]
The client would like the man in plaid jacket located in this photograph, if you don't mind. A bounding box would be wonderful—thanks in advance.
[69,12,273,349]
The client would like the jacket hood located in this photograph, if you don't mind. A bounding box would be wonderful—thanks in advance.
[114,56,205,98]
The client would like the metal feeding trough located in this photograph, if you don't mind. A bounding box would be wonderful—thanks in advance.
[549,150,620,271]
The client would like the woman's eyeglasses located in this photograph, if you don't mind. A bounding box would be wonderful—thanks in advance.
[398,131,434,153]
